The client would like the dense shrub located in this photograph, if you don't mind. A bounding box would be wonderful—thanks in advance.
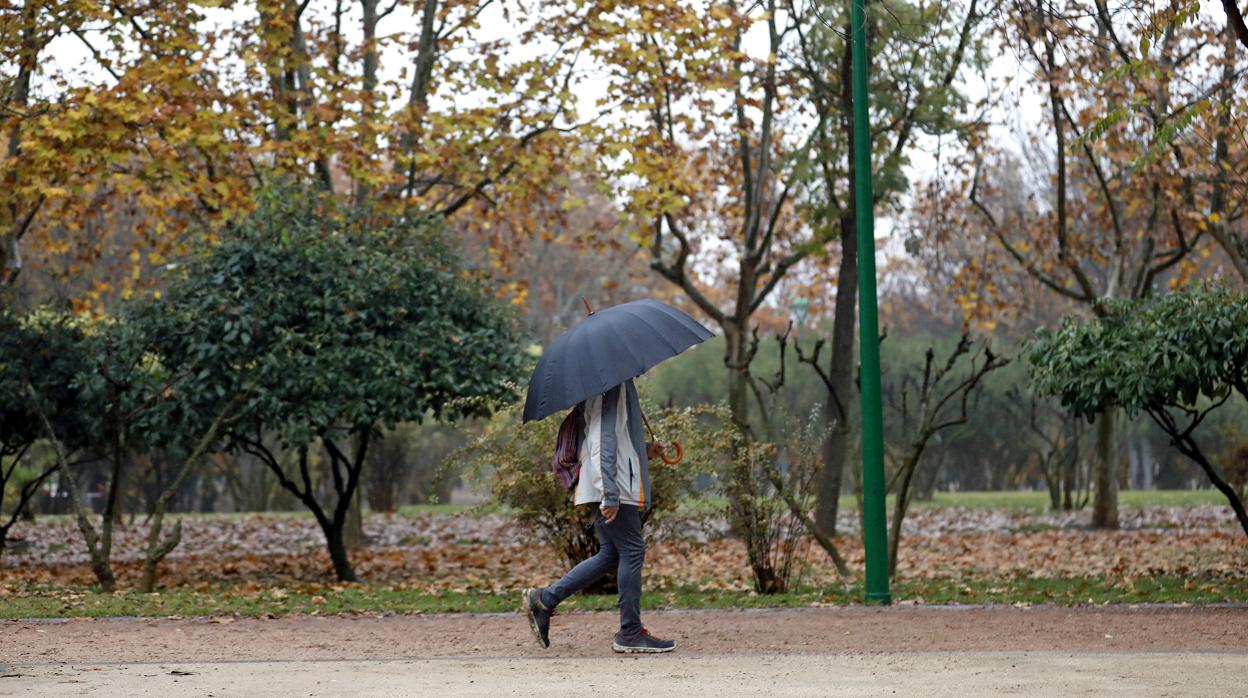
[458,397,715,576]
[0,312,92,558]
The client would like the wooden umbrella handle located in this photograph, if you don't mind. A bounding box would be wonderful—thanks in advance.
[660,441,684,465]
[642,411,682,464]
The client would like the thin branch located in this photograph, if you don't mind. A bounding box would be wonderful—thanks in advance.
[378,0,402,20]
[882,0,981,188]
[651,213,728,325]
[323,437,349,497]
[971,169,1092,303]
[435,124,554,217]
[69,27,121,82]
[761,456,851,578]
[2,442,32,482]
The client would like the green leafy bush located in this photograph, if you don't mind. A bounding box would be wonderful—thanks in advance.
[0,311,93,557]
[457,397,716,576]
[137,182,524,580]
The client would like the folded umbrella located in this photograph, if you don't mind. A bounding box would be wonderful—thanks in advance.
[522,299,714,423]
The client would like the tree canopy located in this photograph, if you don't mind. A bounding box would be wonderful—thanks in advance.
[1029,285,1248,535]
[136,183,524,580]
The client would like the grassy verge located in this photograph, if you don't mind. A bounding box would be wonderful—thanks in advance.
[680,490,1229,518]
[4,576,1243,620]
[395,503,481,516]
[911,490,1228,512]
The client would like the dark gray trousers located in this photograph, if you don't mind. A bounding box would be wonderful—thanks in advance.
[540,504,645,636]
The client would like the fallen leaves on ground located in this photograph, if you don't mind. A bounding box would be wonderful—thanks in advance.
[0,506,1242,597]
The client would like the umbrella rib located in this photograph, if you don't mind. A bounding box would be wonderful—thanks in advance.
[615,305,687,355]
[602,320,651,385]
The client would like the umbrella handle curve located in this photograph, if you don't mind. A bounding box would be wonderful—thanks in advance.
[660,441,684,465]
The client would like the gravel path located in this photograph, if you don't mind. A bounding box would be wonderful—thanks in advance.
[5,652,1246,697]
[3,606,1245,696]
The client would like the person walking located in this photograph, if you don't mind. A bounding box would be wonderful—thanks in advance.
[522,378,676,653]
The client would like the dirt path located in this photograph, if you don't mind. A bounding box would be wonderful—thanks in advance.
[5,652,1246,697]
[5,605,1246,661]
[3,606,1246,696]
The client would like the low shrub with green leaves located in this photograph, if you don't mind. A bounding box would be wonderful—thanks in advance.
[0,311,92,558]
[457,398,717,576]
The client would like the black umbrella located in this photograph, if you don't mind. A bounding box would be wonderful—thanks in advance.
[522,299,714,423]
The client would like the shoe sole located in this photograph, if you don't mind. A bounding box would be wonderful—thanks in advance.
[521,589,549,649]
[612,641,675,654]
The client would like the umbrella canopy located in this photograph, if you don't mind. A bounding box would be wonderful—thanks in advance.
[522,299,714,422]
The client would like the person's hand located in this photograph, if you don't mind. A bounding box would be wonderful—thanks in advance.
[600,504,619,524]
[646,441,665,460]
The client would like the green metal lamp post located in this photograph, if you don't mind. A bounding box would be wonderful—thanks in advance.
[850,0,891,605]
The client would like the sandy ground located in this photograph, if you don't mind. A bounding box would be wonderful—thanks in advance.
[3,606,1246,696]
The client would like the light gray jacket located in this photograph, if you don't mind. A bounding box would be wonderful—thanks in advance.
[574,379,651,508]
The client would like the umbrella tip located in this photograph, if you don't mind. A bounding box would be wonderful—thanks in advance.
[582,297,594,316]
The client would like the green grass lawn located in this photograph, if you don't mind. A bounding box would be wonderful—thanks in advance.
[905,490,1227,512]
[395,503,480,516]
[4,575,1244,620]
[682,490,1229,518]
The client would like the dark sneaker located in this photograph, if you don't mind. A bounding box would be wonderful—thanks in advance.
[612,628,675,654]
[522,588,551,649]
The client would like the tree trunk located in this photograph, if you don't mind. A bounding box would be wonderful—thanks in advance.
[1,0,40,292]
[1155,413,1248,539]
[138,519,180,593]
[344,486,365,550]
[289,7,333,193]
[1045,461,1062,511]
[815,214,858,535]
[322,519,357,582]
[1062,441,1076,511]
[1118,438,1131,491]
[33,390,116,589]
[344,431,367,549]
[888,451,920,577]
[139,407,233,592]
[0,463,56,565]
[1091,409,1119,529]
[815,28,860,535]
[397,0,440,198]
[355,0,380,202]
[724,323,751,434]
[1192,457,1248,538]
[329,432,369,579]
[1205,22,1248,280]
[84,378,129,591]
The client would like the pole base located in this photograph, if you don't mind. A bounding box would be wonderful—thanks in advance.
[865,591,892,606]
